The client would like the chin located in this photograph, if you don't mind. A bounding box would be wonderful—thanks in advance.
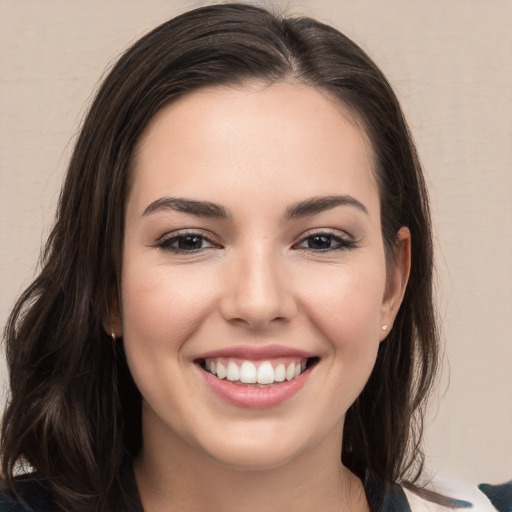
[205,440,305,472]
[190,417,334,472]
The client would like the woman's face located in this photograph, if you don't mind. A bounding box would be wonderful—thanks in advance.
[119,82,409,469]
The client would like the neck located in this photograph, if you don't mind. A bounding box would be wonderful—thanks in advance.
[134,417,368,512]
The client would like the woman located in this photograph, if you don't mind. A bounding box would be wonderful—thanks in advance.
[0,3,509,511]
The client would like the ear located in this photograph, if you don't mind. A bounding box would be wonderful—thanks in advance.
[379,226,411,341]
[103,295,123,340]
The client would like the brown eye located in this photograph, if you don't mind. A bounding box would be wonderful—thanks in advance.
[307,235,334,250]
[295,232,356,252]
[176,235,205,250]
[156,233,217,253]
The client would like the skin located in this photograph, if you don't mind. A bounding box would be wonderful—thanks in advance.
[114,82,410,511]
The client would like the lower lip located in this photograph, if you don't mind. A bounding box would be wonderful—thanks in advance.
[198,365,312,409]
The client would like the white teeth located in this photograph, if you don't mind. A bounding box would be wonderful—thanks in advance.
[257,362,274,384]
[203,357,310,385]
[239,361,257,384]
[274,363,286,382]
[226,361,240,382]
[216,362,227,379]
[285,363,295,381]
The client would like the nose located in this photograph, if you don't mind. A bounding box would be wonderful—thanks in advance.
[219,244,296,330]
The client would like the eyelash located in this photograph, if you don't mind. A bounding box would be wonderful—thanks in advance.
[155,230,356,254]
[293,230,356,253]
[155,230,218,254]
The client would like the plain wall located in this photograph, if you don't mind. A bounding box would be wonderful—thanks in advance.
[1,0,511,485]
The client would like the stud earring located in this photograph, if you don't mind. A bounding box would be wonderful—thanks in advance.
[381,324,388,331]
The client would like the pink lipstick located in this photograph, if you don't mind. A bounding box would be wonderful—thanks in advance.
[194,345,318,408]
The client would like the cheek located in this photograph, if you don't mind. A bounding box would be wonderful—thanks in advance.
[118,262,223,426]
[121,263,214,343]
[284,263,387,436]
[119,263,220,399]
[298,262,386,348]
[296,259,386,409]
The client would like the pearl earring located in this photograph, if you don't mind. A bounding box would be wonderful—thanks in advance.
[381,324,388,331]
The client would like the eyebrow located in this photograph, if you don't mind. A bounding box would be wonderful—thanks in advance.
[142,197,230,219]
[142,194,367,220]
[284,195,368,219]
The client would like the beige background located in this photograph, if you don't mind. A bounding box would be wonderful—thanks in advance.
[1,0,511,485]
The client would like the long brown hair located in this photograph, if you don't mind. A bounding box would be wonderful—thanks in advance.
[1,3,438,510]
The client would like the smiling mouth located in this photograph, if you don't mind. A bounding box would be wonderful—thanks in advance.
[197,357,319,387]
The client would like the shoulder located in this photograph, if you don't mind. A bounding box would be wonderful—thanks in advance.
[402,477,512,512]
[478,480,512,512]
[364,470,512,512]
[0,475,57,512]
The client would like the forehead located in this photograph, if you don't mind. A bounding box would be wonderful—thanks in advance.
[129,82,378,218]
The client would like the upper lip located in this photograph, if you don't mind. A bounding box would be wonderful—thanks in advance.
[195,344,317,361]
